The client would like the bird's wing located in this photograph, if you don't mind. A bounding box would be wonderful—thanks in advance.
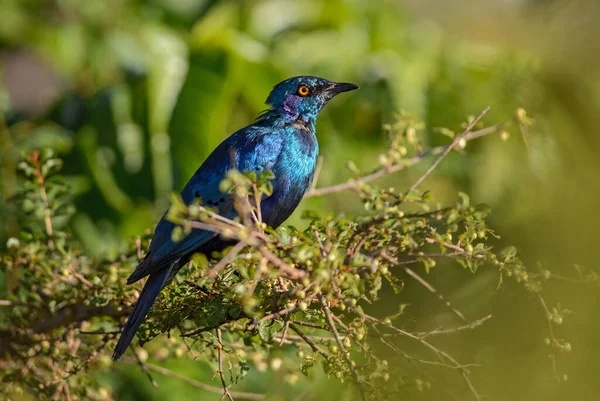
[127,129,284,283]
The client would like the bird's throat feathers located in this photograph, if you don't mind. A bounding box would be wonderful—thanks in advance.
[256,100,318,132]
[282,95,303,119]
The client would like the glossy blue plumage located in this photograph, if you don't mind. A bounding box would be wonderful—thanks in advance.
[113,76,358,360]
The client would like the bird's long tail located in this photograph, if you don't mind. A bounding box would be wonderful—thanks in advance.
[112,266,171,361]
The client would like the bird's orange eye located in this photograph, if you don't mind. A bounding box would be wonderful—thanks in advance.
[297,85,310,97]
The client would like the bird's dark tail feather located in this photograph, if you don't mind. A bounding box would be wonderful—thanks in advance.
[112,266,171,361]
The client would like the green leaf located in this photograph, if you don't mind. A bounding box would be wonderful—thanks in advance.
[458,192,470,207]
[258,320,284,343]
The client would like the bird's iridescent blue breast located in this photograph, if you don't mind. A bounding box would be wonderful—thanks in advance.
[260,124,318,228]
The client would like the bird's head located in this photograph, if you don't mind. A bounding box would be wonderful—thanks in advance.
[265,76,359,123]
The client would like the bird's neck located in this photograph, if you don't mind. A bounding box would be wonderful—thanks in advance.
[256,109,317,133]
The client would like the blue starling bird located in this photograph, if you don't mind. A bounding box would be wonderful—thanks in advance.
[112,76,358,360]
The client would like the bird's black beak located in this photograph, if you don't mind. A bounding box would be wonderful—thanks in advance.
[324,82,360,98]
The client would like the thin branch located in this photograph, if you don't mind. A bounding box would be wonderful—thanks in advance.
[209,241,247,279]
[34,161,54,249]
[312,227,326,257]
[79,330,122,335]
[62,381,72,401]
[251,182,263,224]
[309,155,324,192]
[305,110,507,198]
[291,320,330,331]
[135,236,143,260]
[258,246,308,279]
[182,322,231,338]
[404,107,490,196]
[378,334,478,370]
[279,320,291,346]
[247,303,297,331]
[382,252,468,322]
[216,328,234,401]
[132,346,158,388]
[414,315,493,338]
[188,221,228,235]
[122,357,265,400]
[274,333,336,343]
[538,295,567,350]
[1,303,128,357]
[318,294,366,401]
[288,323,328,359]
[357,310,482,401]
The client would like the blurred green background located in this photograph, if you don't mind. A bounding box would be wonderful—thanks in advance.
[1,0,599,400]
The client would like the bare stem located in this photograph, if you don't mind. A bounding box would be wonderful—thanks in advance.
[132,346,158,388]
[247,303,297,331]
[217,329,234,401]
[122,357,265,400]
[382,252,468,322]
[258,246,308,279]
[306,110,508,198]
[32,155,54,249]
[356,309,481,401]
[309,155,324,192]
[209,241,248,279]
[404,107,490,196]
[414,314,492,338]
[318,294,366,401]
[288,323,329,359]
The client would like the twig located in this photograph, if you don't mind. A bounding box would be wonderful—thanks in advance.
[52,382,63,400]
[121,357,265,400]
[357,310,482,401]
[258,246,307,279]
[209,241,247,279]
[251,182,263,223]
[306,109,505,198]
[62,381,72,401]
[188,221,228,235]
[274,333,336,344]
[135,236,142,260]
[538,295,563,348]
[382,252,468,322]
[291,320,329,331]
[247,303,297,331]
[404,107,490,196]
[309,155,324,192]
[378,334,478,369]
[132,346,158,388]
[288,323,328,359]
[69,262,94,288]
[182,322,231,338]
[33,164,54,249]
[279,320,291,346]
[216,328,234,401]
[415,315,493,338]
[199,206,246,230]
[318,294,366,401]
[79,330,121,335]
[312,227,327,257]
[1,303,128,357]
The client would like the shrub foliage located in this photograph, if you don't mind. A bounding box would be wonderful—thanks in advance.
[0,109,575,401]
